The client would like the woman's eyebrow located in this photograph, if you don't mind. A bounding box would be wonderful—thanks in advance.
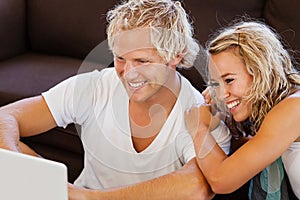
[221,73,235,78]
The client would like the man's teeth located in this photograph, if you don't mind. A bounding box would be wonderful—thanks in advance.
[227,101,240,109]
[128,81,146,88]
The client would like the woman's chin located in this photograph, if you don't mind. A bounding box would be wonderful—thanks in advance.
[232,115,248,122]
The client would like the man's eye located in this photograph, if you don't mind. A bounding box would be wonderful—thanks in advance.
[138,60,150,64]
[116,57,125,62]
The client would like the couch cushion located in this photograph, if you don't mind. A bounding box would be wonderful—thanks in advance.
[0,0,27,61]
[22,124,84,183]
[264,0,300,69]
[183,0,266,46]
[0,52,83,106]
[27,0,116,59]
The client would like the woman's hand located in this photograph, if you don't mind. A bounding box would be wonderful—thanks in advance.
[202,87,212,105]
[185,88,221,139]
[185,104,215,138]
[202,87,218,115]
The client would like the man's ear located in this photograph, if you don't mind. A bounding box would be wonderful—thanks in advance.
[168,54,183,68]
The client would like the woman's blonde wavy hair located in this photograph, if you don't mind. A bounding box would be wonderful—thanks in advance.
[207,21,300,132]
[106,0,199,68]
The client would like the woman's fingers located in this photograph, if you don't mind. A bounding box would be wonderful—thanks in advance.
[202,87,212,104]
[185,104,214,137]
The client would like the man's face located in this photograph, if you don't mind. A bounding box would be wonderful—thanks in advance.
[114,48,172,103]
[112,28,175,103]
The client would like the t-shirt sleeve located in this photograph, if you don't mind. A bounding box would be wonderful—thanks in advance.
[175,131,196,164]
[211,121,232,155]
[42,71,99,128]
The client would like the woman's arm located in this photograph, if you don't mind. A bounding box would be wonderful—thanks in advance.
[187,97,300,194]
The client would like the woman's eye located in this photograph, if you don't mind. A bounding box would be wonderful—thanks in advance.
[225,78,234,84]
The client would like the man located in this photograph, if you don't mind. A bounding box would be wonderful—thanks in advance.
[0,0,230,199]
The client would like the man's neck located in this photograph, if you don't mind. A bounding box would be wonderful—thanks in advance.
[129,72,181,120]
[128,73,181,152]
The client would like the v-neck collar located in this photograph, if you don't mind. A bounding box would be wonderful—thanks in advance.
[111,71,187,154]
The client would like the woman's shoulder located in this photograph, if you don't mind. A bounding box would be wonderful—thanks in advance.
[276,88,300,106]
[279,89,300,110]
[259,89,300,142]
[264,89,300,126]
[288,88,300,98]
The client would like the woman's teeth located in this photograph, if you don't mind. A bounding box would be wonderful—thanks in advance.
[227,100,240,109]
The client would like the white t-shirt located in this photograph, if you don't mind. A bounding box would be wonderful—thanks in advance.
[282,142,300,198]
[42,68,231,189]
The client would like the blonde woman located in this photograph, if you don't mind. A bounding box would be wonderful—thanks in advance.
[185,21,300,199]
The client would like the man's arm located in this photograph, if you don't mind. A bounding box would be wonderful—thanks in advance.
[0,95,57,151]
[68,158,214,200]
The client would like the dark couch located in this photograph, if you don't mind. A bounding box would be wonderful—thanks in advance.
[0,0,299,196]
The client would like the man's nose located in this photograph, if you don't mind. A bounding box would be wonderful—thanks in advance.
[124,61,138,79]
[124,61,134,73]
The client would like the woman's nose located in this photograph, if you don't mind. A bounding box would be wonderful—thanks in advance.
[216,83,229,100]
[221,85,230,99]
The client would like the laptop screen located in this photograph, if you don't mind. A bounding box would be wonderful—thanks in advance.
[0,148,68,200]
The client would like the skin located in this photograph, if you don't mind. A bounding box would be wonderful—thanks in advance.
[114,46,181,151]
[185,49,300,193]
[0,32,214,200]
[208,50,253,122]
[114,48,176,104]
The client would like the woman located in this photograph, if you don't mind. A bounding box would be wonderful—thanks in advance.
[185,21,300,199]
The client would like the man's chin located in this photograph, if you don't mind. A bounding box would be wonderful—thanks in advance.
[128,93,148,103]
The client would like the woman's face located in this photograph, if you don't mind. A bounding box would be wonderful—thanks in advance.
[209,49,253,122]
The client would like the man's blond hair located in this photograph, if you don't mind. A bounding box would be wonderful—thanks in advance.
[106,0,199,68]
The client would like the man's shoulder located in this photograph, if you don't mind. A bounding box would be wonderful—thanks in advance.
[74,68,118,84]
[78,67,116,78]
[180,74,204,102]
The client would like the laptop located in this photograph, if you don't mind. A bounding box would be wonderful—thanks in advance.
[0,148,68,200]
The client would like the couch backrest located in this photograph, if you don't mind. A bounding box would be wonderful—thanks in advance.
[264,0,300,69]
[184,0,300,70]
[183,0,266,47]
[27,0,267,59]
[0,0,27,61]
[26,0,300,70]
[181,0,266,90]
[27,0,116,59]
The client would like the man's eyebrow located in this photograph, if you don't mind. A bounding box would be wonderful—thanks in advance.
[114,54,123,59]
[135,57,151,61]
